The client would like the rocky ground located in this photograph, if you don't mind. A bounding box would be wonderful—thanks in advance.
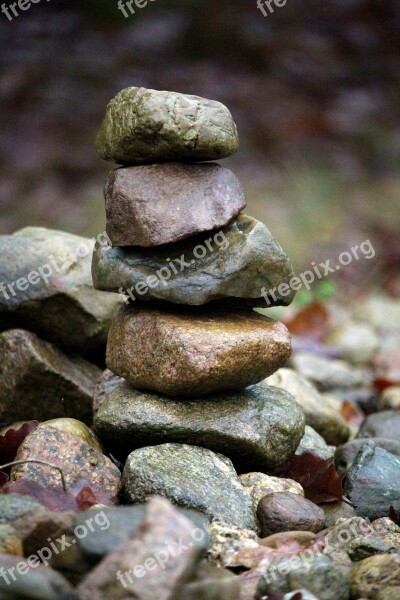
[0,224,400,599]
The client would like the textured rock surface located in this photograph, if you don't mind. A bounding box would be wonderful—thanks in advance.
[122,444,257,530]
[92,214,296,307]
[292,352,372,391]
[93,369,123,413]
[266,368,350,445]
[96,86,239,164]
[344,441,400,519]
[335,437,400,474]
[206,521,259,569]
[12,425,121,499]
[357,410,400,441]
[0,494,44,525]
[177,564,241,600]
[320,501,356,527]
[296,425,335,460]
[0,227,123,354]
[106,307,292,396]
[95,381,305,470]
[78,497,205,600]
[239,473,304,514]
[105,163,246,247]
[0,329,101,424]
[351,554,400,599]
[257,492,326,537]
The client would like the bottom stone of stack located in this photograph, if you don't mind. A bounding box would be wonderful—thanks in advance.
[94,380,305,472]
[106,306,292,396]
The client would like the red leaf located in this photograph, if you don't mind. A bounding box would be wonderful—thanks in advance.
[75,486,98,511]
[286,302,330,341]
[374,377,398,394]
[280,452,344,504]
[340,401,365,427]
[0,421,39,464]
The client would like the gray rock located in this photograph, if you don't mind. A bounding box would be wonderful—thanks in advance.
[177,564,241,600]
[257,492,326,537]
[122,444,257,530]
[266,368,350,445]
[256,553,351,600]
[77,497,205,600]
[379,386,400,411]
[357,411,400,441]
[0,329,101,424]
[95,381,305,471]
[96,86,239,164]
[296,425,335,460]
[325,322,379,365]
[0,227,123,355]
[335,438,400,474]
[354,294,400,330]
[0,495,44,525]
[0,552,79,599]
[92,214,296,307]
[105,163,246,247]
[292,352,372,391]
[320,501,356,527]
[93,369,123,414]
[344,442,400,519]
[351,554,400,599]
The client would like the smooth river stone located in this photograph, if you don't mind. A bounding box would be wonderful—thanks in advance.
[105,163,246,247]
[106,307,292,396]
[94,381,305,471]
[96,86,239,164]
[92,214,296,307]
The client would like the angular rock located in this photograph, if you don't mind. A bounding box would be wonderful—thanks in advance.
[335,437,400,474]
[177,564,241,600]
[357,410,400,441]
[78,497,204,600]
[106,307,292,396]
[0,227,123,354]
[257,492,326,537]
[11,425,121,499]
[239,473,304,514]
[0,552,79,599]
[344,442,400,519]
[266,368,350,445]
[296,425,335,460]
[292,352,372,391]
[95,381,305,470]
[93,369,123,413]
[351,554,400,599]
[92,214,296,307]
[0,329,101,424]
[206,521,259,568]
[0,494,44,525]
[105,163,246,247]
[96,86,239,164]
[122,444,257,530]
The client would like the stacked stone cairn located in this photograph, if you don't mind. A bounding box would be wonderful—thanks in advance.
[93,87,306,529]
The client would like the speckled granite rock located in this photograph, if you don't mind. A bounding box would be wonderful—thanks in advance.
[239,473,304,514]
[351,554,400,599]
[92,214,296,307]
[0,329,101,424]
[105,163,246,247]
[122,444,257,530]
[335,437,400,474]
[96,87,239,164]
[106,307,292,396]
[11,425,121,499]
[95,381,305,470]
[0,227,123,354]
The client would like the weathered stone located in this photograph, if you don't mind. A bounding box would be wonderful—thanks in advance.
[93,369,123,413]
[41,418,103,452]
[206,521,259,568]
[0,494,44,525]
[266,368,350,445]
[106,307,292,396]
[357,410,400,441]
[292,352,372,391]
[95,381,305,471]
[239,473,304,515]
[351,554,400,599]
[92,214,296,307]
[177,564,241,600]
[296,425,335,460]
[0,552,79,599]
[377,588,400,600]
[379,386,400,410]
[122,444,257,530]
[0,227,123,355]
[11,507,74,557]
[257,492,326,537]
[77,497,204,600]
[105,163,246,247]
[0,524,22,556]
[344,442,400,519]
[11,425,121,499]
[256,553,351,600]
[0,329,101,424]
[335,437,400,474]
[320,501,356,528]
[325,322,379,365]
[96,86,239,164]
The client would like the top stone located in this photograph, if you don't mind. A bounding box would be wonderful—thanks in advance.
[96,87,239,165]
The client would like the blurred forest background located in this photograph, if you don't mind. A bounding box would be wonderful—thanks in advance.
[0,0,399,297]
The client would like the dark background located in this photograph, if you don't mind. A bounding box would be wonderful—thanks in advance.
[1,0,399,295]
